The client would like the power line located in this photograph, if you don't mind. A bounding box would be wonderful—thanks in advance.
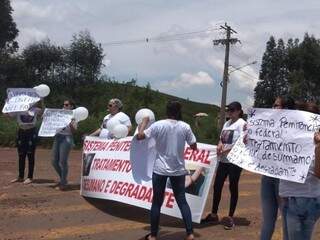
[102,27,220,46]
[229,67,260,81]
[229,61,257,74]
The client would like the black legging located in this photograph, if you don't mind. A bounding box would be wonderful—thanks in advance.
[16,128,37,179]
[151,173,193,237]
[211,162,242,217]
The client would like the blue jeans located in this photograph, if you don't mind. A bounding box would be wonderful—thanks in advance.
[150,173,193,237]
[282,197,320,240]
[260,176,279,240]
[51,134,74,185]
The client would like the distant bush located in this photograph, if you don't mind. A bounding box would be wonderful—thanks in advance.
[1,82,220,148]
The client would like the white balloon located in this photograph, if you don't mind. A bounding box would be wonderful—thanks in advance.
[73,107,89,122]
[33,84,50,97]
[107,117,121,132]
[113,124,128,139]
[135,108,155,125]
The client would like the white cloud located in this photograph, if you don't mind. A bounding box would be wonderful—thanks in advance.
[206,57,224,72]
[243,95,255,111]
[12,0,52,19]
[103,58,111,68]
[10,0,320,106]
[17,27,47,47]
[230,65,259,91]
[161,71,214,89]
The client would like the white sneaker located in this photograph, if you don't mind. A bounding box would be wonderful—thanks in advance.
[11,178,24,183]
[23,178,33,184]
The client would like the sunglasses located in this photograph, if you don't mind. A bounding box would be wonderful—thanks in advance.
[108,104,114,107]
[227,108,236,112]
[63,103,70,107]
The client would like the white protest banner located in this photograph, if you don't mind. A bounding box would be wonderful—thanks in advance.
[80,136,217,223]
[227,108,319,183]
[2,88,40,113]
[38,108,74,137]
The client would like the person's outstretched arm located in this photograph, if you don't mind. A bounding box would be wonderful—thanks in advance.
[137,117,150,140]
[38,99,45,116]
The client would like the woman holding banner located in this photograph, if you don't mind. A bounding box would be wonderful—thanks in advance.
[137,101,197,240]
[51,100,77,191]
[90,98,131,138]
[259,96,295,240]
[202,101,246,230]
[280,102,320,240]
[6,100,45,184]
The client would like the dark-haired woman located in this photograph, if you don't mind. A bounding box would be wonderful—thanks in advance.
[203,101,246,230]
[7,100,44,184]
[260,97,284,240]
[260,96,295,240]
[137,101,197,240]
[51,100,77,190]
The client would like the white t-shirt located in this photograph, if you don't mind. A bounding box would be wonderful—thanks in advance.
[279,159,320,198]
[219,118,246,163]
[99,112,131,139]
[144,119,196,176]
[13,107,42,130]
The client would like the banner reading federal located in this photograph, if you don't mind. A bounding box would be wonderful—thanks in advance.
[80,136,217,223]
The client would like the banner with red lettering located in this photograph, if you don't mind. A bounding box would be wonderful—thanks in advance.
[80,136,217,223]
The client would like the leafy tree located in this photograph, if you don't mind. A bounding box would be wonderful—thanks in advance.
[287,34,320,101]
[66,31,104,85]
[143,82,153,107]
[0,0,18,55]
[254,36,289,107]
[22,39,65,84]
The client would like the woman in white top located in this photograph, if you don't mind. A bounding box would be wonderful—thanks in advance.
[90,98,131,138]
[51,100,77,191]
[137,101,197,240]
[202,101,246,230]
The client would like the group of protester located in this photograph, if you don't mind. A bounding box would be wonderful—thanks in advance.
[200,97,320,240]
[5,94,320,240]
[6,99,77,190]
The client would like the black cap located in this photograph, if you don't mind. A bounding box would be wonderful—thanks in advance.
[226,101,242,111]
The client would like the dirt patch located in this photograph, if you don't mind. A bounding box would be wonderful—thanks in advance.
[0,148,319,240]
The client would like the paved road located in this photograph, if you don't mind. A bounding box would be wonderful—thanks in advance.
[0,148,319,240]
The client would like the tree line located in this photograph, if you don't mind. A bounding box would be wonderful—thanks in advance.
[254,34,320,107]
[0,1,219,147]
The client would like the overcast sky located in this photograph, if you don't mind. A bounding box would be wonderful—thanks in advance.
[11,0,320,108]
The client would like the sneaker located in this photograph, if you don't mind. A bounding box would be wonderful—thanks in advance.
[11,178,24,183]
[55,184,67,191]
[185,233,195,240]
[23,178,33,184]
[201,213,219,224]
[224,216,235,230]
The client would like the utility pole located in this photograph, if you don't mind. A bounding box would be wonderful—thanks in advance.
[213,23,240,132]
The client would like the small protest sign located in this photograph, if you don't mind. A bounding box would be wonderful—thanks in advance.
[2,88,40,113]
[38,108,74,137]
